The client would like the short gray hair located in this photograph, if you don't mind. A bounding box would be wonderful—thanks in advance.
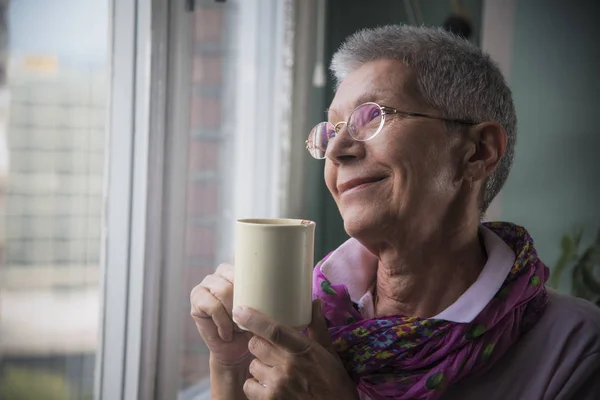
[330,25,516,214]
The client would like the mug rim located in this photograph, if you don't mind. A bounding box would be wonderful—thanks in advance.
[236,218,315,227]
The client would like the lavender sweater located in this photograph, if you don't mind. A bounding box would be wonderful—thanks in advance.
[443,288,600,399]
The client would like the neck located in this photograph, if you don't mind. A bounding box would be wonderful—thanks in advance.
[373,213,486,318]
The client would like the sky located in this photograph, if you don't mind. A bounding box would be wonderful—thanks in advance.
[8,0,109,63]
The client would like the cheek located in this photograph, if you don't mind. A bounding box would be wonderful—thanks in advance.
[423,145,461,193]
[387,140,455,195]
[324,161,337,196]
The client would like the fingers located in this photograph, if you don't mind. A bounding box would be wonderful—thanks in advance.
[243,378,268,400]
[189,264,236,342]
[307,299,335,353]
[248,357,273,384]
[233,306,310,354]
[214,263,234,283]
[248,335,284,366]
[190,286,234,342]
[200,274,234,317]
[192,316,220,343]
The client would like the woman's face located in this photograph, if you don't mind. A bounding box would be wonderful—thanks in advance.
[324,59,467,243]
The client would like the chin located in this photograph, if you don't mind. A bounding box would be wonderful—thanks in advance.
[341,207,384,240]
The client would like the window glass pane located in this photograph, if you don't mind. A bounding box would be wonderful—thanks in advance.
[179,3,232,395]
[0,1,109,399]
[177,0,293,397]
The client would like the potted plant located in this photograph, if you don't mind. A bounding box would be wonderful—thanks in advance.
[549,227,600,307]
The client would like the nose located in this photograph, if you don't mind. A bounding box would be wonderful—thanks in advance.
[325,122,365,163]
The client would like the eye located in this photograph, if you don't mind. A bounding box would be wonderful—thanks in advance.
[369,108,381,120]
[327,129,336,139]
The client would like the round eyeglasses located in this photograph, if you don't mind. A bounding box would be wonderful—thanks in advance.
[305,101,477,159]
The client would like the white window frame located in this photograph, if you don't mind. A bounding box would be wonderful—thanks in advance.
[96,0,161,398]
[98,0,297,399]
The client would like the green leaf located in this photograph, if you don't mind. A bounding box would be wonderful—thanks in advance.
[573,226,585,248]
[572,265,585,298]
[572,263,595,300]
[551,234,576,287]
[553,225,600,306]
[581,264,600,294]
[594,227,600,247]
[578,241,600,294]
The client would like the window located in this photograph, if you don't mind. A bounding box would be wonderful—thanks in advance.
[164,0,296,397]
[0,0,109,399]
[0,1,303,398]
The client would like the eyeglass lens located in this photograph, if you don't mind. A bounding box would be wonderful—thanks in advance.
[307,102,384,159]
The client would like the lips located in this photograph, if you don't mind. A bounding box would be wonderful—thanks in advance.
[337,176,386,194]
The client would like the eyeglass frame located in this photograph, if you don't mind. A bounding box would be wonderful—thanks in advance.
[305,101,479,159]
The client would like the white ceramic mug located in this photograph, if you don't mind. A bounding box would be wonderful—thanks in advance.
[233,218,315,330]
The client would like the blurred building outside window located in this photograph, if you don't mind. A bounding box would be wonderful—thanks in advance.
[0,0,108,399]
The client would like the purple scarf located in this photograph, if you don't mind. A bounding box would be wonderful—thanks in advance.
[312,222,549,400]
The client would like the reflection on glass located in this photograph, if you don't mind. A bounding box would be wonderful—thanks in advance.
[177,0,293,397]
[0,0,108,399]
[179,3,230,397]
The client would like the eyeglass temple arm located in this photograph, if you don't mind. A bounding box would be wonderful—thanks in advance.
[381,106,477,125]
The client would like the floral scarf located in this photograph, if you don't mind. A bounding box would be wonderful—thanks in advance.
[312,222,549,400]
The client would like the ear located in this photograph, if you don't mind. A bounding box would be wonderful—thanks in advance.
[462,121,507,183]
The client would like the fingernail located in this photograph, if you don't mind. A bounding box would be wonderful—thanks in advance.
[232,306,245,317]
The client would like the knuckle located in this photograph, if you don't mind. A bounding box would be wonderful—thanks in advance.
[190,288,210,309]
[248,358,259,374]
[280,360,294,378]
[216,263,235,281]
[199,274,214,287]
[247,335,261,353]
[272,369,288,387]
[266,324,283,344]
[242,378,250,391]
[211,281,232,300]
[191,294,223,321]
[216,263,232,274]
[189,283,202,300]
[207,301,223,317]
[242,379,253,396]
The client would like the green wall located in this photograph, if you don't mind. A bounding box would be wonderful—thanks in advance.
[304,0,483,260]
[501,0,600,270]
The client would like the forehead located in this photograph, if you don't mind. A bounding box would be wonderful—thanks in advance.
[329,59,421,117]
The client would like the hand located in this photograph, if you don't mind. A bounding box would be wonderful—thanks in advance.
[190,264,251,365]
[233,300,360,400]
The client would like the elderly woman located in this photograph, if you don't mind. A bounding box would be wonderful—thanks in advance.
[190,25,600,399]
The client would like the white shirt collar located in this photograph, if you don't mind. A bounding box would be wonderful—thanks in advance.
[320,226,516,323]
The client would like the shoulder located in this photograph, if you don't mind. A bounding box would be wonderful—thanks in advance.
[538,288,600,352]
[539,290,600,399]
[545,288,600,329]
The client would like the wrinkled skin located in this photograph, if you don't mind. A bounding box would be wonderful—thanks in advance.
[190,265,359,399]
[190,263,251,365]
[235,302,360,400]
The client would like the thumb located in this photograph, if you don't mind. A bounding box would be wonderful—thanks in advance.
[308,299,334,352]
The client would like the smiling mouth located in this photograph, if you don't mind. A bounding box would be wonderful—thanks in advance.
[338,177,386,195]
